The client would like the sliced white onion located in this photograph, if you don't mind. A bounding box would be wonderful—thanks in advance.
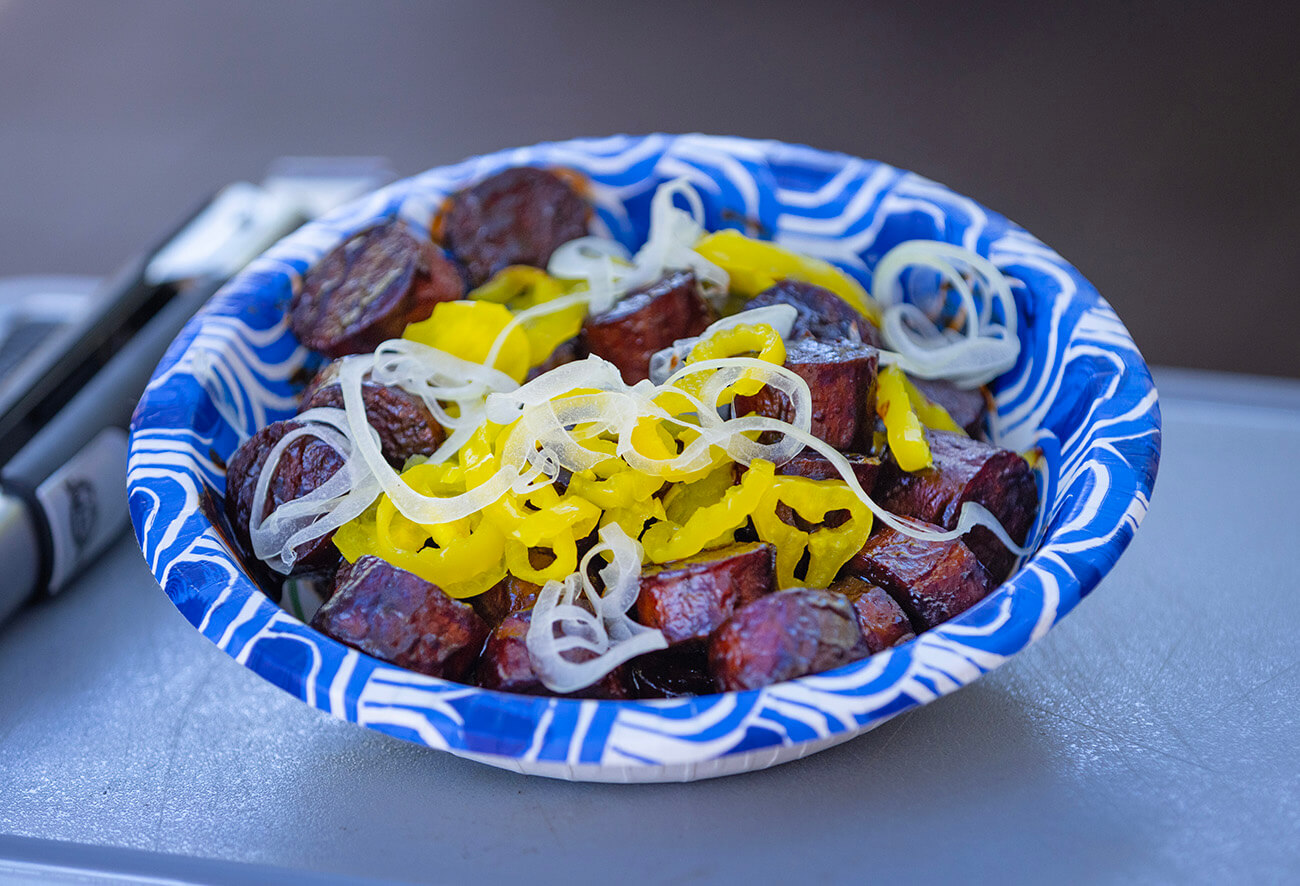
[526,523,668,693]
[871,240,1020,389]
[338,356,519,525]
[547,236,632,315]
[247,406,383,574]
[546,177,729,318]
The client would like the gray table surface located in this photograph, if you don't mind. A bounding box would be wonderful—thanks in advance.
[1,367,1297,884]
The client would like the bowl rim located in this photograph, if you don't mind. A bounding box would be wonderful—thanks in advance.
[128,133,1161,777]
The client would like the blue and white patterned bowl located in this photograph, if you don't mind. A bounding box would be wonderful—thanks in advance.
[128,135,1161,782]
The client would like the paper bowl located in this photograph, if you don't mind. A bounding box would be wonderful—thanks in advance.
[128,134,1160,782]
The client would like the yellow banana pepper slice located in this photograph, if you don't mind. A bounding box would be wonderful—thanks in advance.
[751,476,874,589]
[694,228,881,324]
[876,365,965,471]
[403,300,531,383]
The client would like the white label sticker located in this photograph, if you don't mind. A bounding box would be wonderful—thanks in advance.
[34,427,129,594]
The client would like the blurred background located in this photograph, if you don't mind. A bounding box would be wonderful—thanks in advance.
[1,0,1295,376]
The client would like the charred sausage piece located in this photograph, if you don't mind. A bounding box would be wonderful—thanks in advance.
[582,271,716,383]
[635,542,776,645]
[908,375,989,439]
[290,220,464,358]
[708,589,871,691]
[748,279,883,348]
[311,556,488,680]
[224,419,344,574]
[476,611,628,699]
[299,360,445,467]
[847,517,993,631]
[828,576,916,653]
[627,643,716,698]
[733,338,879,450]
[876,430,1037,582]
[471,574,542,628]
[442,167,590,288]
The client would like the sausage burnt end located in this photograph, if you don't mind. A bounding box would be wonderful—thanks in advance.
[290,220,463,359]
[442,167,590,288]
[582,271,716,383]
[312,556,488,680]
[748,279,883,348]
[223,419,344,574]
[875,429,1037,581]
[708,589,871,691]
[476,611,628,699]
[634,542,776,645]
[299,360,445,467]
[733,338,879,450]
[847,517,993,631]
[828,575,915,653]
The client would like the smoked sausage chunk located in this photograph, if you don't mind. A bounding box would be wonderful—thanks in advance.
[477,611,628,699]
[471,575,541,629]
[776,449,881,490]
[908,376,989,439]
[443,167,590,288]
[582,271,716,383]
[847,517,993,631]
[875,429,1037,582]
[627,644,717,699]
[708,589,871,691]
[299,359,444,467]
[290,220,463,358]
[224,419,344,574]
[828,576,915,653]
[748,279,883,348]
[312,556,488,680]
[733,338,879,450]
[635,542,776,645]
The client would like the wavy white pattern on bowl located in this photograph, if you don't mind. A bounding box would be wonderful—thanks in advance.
[128,135,1161,782]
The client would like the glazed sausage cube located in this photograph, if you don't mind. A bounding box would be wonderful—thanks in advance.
[442,167,591,288]
[477,611,628,699]
[828,576,916,653]
[299,359,445,467]
[289,220,464,359]
[582,271,716,383]
[733,338,879,451]
[224,419,344,575]
[708,589,871,691]
[847,518,994,631]
[635,542,776,645]
[471,575,542,628]
[907,376,990,439]
[311,556,488,681]
[747,279,883,348]
[627,644,717,699]
[875,429,1038,581]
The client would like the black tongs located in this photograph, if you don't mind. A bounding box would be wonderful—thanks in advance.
[0,157,394,627]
